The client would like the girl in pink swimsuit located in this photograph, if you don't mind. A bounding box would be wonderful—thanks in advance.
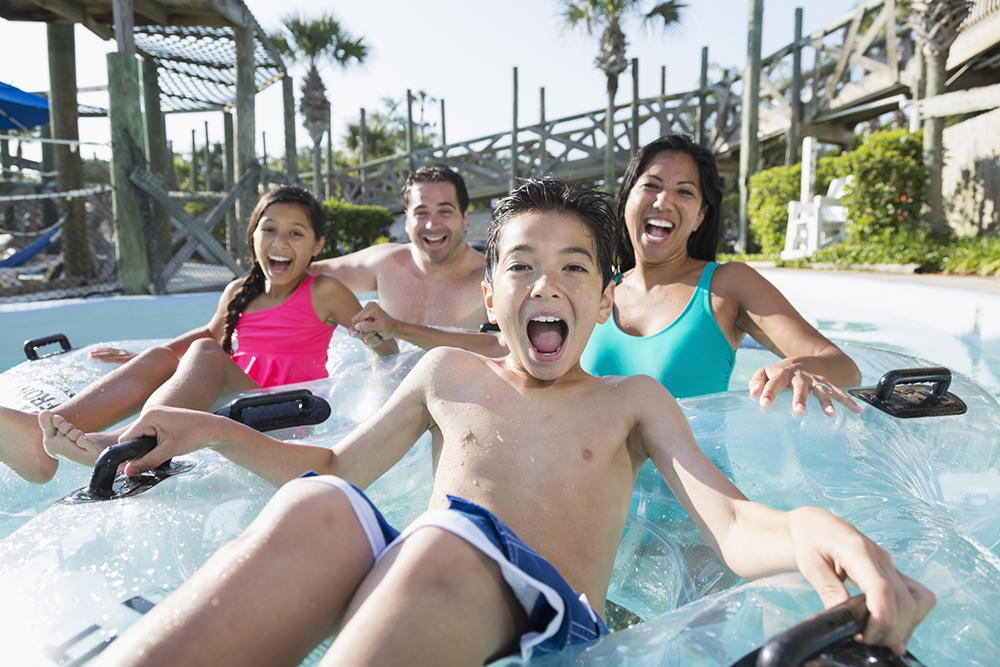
[0,187,397,483]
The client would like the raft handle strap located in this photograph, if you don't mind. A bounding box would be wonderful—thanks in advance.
[24,333,72,360]
[87,436,159,499]
[755,594,868,667]
[872,367,951,403]
[227,389,314,423]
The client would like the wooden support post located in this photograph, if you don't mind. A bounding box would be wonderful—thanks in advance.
[261,131,268,189]
[39,124,58,229]
[112,0,135,55]
[47,23,91,278]
[166,140,176,189]
[786,8,803,166]
[739,0,764,252]
[661,65,666,96]
[107,51,151,294]
[810,36,821,124]
[0,139,11,229]
[631,58,639,158]
[282,74,297,182]
[141,57,171,262]
[440,98,446,148]
[223,110,237,256]
[539,87,548,173]
[406,89,415,172]
[326,119,333,200]
[234,23,256,265]
[697,47,708,146]
[510,67,518,192]
[190,129,197,191]
[359,107,368,196]
[204,121,212,192]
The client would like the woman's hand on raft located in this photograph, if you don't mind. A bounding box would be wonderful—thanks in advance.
[89,347,139,364]
[749,360,862,416]
[788,506,936,655]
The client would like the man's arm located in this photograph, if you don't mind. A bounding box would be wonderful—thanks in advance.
[350,302,507,357]
[312,244,400,295]
[630,375,934,654]
[119,351,441,487]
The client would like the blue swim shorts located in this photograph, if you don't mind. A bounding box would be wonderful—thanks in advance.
[291,475,608,662]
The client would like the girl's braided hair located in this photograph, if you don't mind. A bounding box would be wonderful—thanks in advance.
[221,186,326,354]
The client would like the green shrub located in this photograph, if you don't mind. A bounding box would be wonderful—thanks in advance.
[809,227,947,272]
[321,199,394,259]
[944,235,1000,277]
[747,155,846,254]
[841,129,926,240]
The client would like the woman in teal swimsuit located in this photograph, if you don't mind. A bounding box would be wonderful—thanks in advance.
[580,134,861,413]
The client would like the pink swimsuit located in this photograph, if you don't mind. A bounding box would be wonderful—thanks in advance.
[231,274,335,387]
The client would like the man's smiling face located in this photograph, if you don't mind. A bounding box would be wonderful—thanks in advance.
[404,182,469,265]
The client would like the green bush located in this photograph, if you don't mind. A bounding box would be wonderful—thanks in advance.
[841,129,926,240]
[809,228,947,272]
[321,199,394,259]
[944,235,1000,276]
[747,156,845,254]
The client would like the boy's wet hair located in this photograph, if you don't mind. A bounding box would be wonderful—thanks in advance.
[402,164,470,213]
[222,186,326,354]
[614,134,722,271]
[485,178,616,290]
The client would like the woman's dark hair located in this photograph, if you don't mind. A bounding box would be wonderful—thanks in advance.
[221,186,326,354]
[486,178,616,290]
[614,134,722,271]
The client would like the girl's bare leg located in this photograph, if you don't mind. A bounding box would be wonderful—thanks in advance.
[1,346,178,482]
[93,480,376,667]
[324,527,530,667]
[44,340,257,462]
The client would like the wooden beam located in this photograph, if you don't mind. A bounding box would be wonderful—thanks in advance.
[112,0,135,54]
[234,23,255,265]
[32,0,85,23]
[202,0,249,28]
[133,0,169,26]
[917,82,1000,118]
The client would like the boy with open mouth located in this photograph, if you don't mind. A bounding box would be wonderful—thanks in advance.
[96,179,933,667]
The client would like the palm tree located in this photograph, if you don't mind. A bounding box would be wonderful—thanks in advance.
[271,14,368,199]
[907,0,970,235]
[562,0,685,192]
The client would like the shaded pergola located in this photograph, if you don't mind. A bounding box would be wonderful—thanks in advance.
[0,0,298,294]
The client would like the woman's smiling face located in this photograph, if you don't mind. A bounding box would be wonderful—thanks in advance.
[623,150,707,265]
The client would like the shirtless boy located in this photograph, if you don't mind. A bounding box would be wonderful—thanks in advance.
[92,180,933,667]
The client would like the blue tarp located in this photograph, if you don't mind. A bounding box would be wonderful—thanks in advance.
[0,81,50,132]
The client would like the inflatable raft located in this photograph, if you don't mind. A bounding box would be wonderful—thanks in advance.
[0,333,998,666]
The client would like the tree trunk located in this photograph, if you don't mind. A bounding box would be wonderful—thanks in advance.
[923,49,946,236]
[313,141,324,200]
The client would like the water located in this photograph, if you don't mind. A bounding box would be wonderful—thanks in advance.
[1,277,999,665]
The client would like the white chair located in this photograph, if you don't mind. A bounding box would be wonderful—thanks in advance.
[781,176,852,260]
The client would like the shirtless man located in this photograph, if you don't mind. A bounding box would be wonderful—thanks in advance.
[92,179,932,667]
[313,163,488,330]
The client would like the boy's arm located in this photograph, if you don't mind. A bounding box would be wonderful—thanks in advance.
[631,375,933,654]
[118,352,437,487]
[351,302,508,357]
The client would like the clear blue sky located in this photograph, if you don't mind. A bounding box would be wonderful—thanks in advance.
[1,0,865,164]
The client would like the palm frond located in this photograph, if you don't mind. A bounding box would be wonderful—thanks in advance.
[643,0,686,32]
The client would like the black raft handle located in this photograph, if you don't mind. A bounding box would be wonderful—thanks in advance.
[227,389,314,423]
[872,367,951,404]
[24,333,72,361]
[756,594,868,667]
[87,436,158,499]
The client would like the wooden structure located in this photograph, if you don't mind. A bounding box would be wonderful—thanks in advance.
[335,0,1000,215]
[1,0,287,294]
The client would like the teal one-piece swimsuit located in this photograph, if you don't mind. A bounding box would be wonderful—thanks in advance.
[580,261,736,399]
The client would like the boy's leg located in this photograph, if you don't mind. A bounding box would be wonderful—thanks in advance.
[0,346,178,482]
[323,526,530,667]
[93,479,376,667]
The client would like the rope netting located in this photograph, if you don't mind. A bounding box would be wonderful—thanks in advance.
[135,25,284,113]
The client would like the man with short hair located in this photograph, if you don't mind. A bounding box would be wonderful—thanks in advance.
[314,164,488,330]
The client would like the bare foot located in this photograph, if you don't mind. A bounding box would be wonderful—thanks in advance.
[0,405,58,484]
[39,410,115,467]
